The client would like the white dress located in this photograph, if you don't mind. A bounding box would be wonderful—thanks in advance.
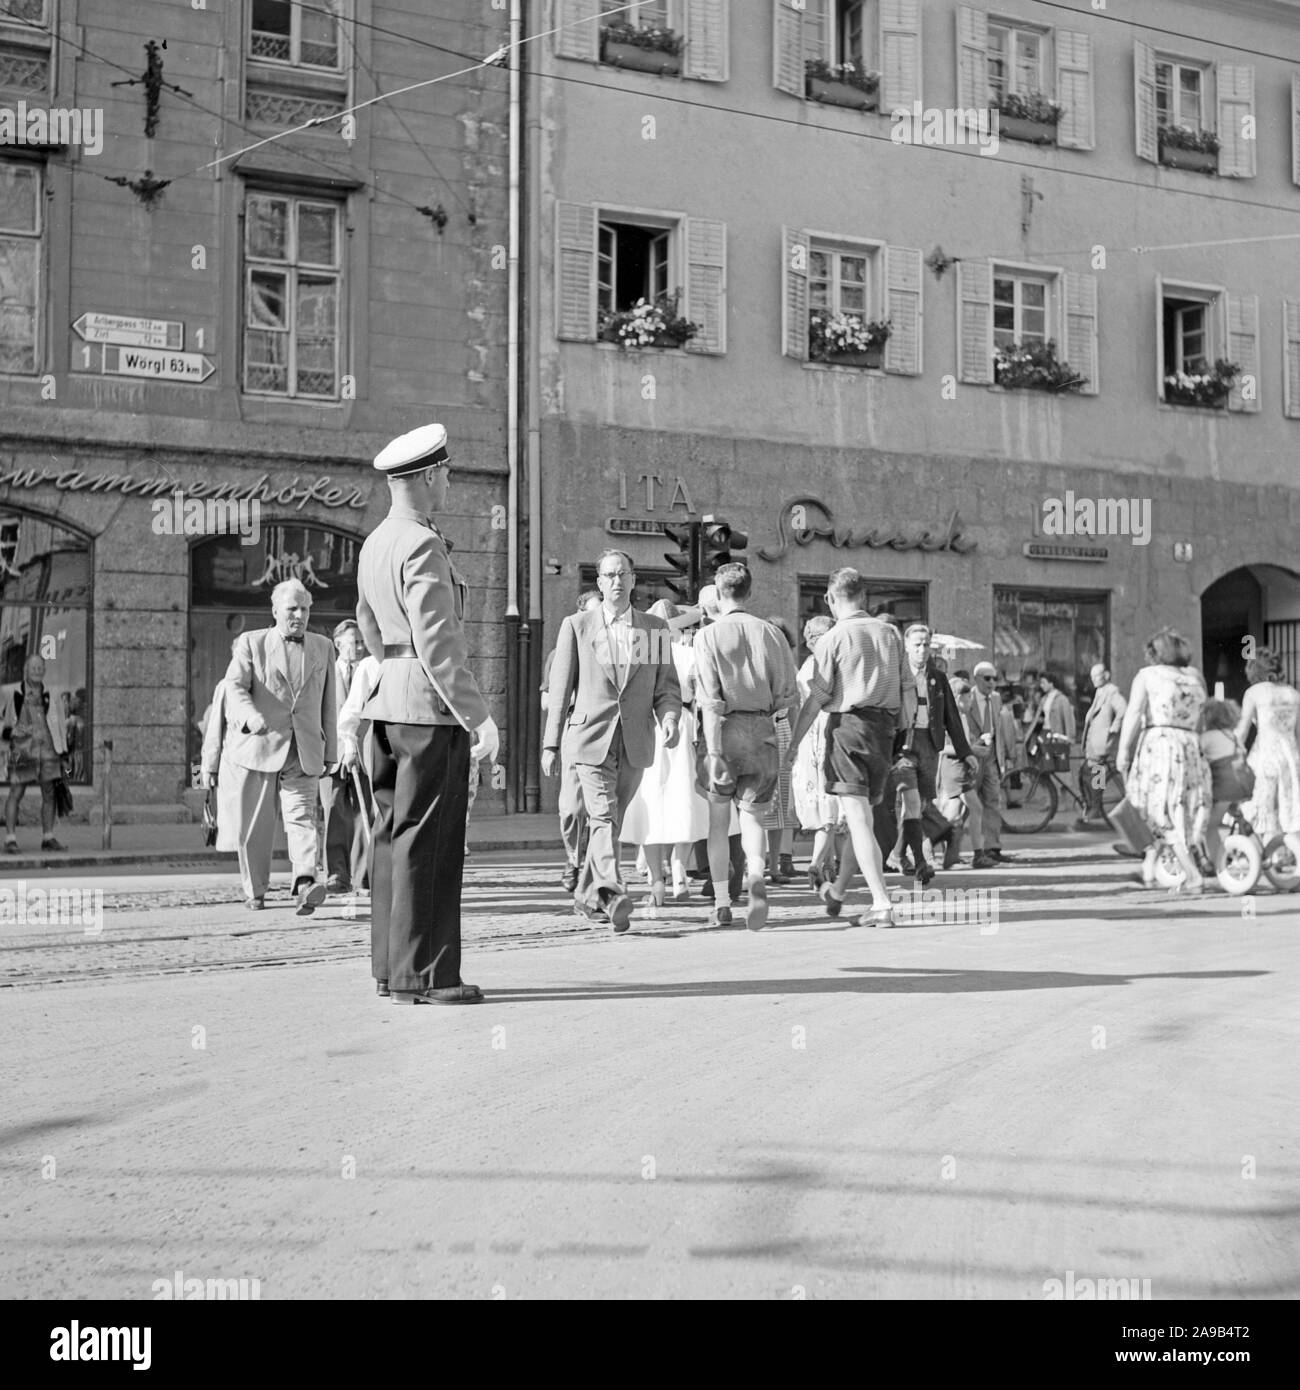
[791,656,842,830]
[1242,682,1300,839]
[620,641,711,846]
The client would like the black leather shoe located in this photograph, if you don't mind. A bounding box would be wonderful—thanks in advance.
[914,860,935,886]
[604,892,633,934]
[819,882,844,918]
[989,849,1016,863]
[971,852,996,869]
[376,979,390,997]
[246,896,265,910]
[573,899,609,924]
[392,983,483,1005]
[326,874,349,894]
[560,865,579,893]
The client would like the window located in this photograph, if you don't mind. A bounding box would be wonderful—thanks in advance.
[556,202,727,354]
[249,0,341,71]
[189,525,360,777]
[0,0,50,101]
[0,0,47,24]
[993,273,1048,349]
[597,220,671,316]
[0,161,40,375]
[1156,278,1258,412]
[775,1,921,111]
[626,1,671,27]
[797,575,926,662]
[782,227,922,374]
[1135,43,1254,177]
[958,259,1098,393]
[994,588,1108,728]
[242,191,342,399]
[1,509,92,785]
[839,0,866,66]
[987,21,1043,102]
[555,0,727,82]
[1154,59,1203,131]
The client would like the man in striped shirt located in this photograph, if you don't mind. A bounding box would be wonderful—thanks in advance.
[692,563,798,931]
[787,568,916,927]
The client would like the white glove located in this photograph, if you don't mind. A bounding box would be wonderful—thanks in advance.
[470,715,499,765]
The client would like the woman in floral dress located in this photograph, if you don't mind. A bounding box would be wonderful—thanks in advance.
[791,615,849,891]
[1234,649,1300,867]
[1116,627,1212,892]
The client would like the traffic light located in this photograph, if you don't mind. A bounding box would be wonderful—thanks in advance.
[700,514,748,583]
[662,521,701,602]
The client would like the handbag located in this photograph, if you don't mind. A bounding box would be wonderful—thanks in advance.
[1110,795,1154,853]
[921,801,954,844]
[51,776,74,820]
[1227,737,1256,801]
[202,787,219,848]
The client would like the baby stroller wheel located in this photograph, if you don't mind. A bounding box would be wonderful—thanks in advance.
[1151,844,1186,889]
[1216,834,1262,897]
[1261,836,1300,893]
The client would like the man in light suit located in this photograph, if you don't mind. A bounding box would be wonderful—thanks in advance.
[217,579,337,913]
[1075,662,1127,829]
[541,550,682,932]
[357,423,498,1006]
[966,661,1015,868]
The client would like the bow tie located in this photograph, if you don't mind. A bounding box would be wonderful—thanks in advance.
[283,634,304,644]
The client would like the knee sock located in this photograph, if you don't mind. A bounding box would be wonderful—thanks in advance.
[902,818,926,868]
[712,880,731,907]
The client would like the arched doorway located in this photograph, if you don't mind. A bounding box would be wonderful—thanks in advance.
[188,522,362,776]
[1201,565,1300,704]
[0,506,94,784]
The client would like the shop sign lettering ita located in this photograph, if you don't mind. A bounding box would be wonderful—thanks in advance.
[756,497,977,562]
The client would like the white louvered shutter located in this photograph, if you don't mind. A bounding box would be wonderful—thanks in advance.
[685,217,727,354]
[958,259,993,385]
[683,0,729,82]
[1155,273,1166,401]
[1292,76,1300,186]
[956,7,988,113]
[1217,63,1256,179]
[1283,300,1300,418]
[884,245,922,376]
[782,226,810,360]
[773,0,817,97]
[1062,272,1099,396]
[879,1,922,114]
[1134,41,1158,163]
[1226,292,1260,413]
[556,202,596,341]
[1055,30,1095,151]
[554,0,600,62]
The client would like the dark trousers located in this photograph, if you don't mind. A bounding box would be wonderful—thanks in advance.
[321,768,371,889]
[368,720,471,992]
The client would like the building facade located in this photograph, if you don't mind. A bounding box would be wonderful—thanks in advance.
[532,0,1300,811]
[0,1,511,811]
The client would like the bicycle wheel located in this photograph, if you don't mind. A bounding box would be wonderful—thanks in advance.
[1216,834,1262,896]
[1261,836,1300,892]
[1100,768,1125,826]
[1000,767,1057,833]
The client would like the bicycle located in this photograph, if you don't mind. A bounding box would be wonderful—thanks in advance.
[1000,741,1125,835]
[1151,803,1300,895]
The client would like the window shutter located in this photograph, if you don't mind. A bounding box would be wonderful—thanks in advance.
[685,217,726,355]
[1283,300,1300,419]
[1062,272,1099,396]
[884,244,922,376]
[773,0,805,98]
[956,6,988,113]
[1134,40,1157,163]
[683,0,729,82]
[1293,75,1300,187]
[879,1,922,113]
[555,202,596,341]
[1055,30,1094,151]
[1226,292,1260,413]
[782,226,810,360]
[554,0,600,62]
[1217,63,1256,179]
[957,259,993,385]
[1155,273,1166,401]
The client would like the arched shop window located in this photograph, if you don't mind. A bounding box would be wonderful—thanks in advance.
[188,522,361,778]
[0,508,94,785]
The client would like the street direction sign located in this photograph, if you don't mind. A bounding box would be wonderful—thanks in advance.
[73,312,184,350]
[102,346,214,383]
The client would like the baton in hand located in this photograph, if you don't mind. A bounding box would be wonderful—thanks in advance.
[350,764,373,853]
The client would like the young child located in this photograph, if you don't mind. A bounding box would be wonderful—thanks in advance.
[1199,698,1244,870]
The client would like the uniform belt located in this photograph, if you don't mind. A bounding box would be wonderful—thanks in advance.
[383,643,418,659]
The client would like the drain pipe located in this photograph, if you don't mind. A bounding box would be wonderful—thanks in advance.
[504,0,523,810]
[522,0,543,814]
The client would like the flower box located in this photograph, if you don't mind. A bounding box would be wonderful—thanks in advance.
[998,114,1057,145]
[601,38,681,75]
[806,76,877,111]
[822,346,884,368]
[1159,145,1217,173]
[1165,385,1229,408]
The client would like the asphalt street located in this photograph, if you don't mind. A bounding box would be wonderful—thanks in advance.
[1,848,1298,1299]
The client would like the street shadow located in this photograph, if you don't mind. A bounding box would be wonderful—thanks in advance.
[485,965,1266,1003]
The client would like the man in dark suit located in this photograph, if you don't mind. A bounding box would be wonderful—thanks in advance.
[219,580,337,913]
[542,550,682,932]
[357,423,498,1005]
